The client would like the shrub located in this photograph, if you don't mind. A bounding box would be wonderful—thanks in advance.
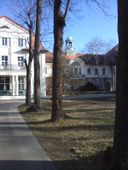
[80,82,99,91]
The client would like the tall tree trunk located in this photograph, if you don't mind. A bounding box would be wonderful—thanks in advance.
[51,0,70,121]
[114,0,128,169]
[26,19,33,105]
[26,62,32,105]
[52,0,64,121]
[34,0,42,109]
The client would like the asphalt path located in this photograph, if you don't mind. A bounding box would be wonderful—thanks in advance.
[0,100,56,170]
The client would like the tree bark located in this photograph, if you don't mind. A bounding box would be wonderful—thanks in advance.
[52,0,64,121]
[51,0,70,121]
[114,0,128,169]
[34,0,42,110]
[26,62,32,105]
[26,19,33,105]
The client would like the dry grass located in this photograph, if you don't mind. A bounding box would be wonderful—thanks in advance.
[19,98,115,170]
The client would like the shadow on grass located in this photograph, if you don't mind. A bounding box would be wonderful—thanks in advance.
[30,124,114,132]
[0,148,115,170]
[64,108,115,113]
[53,147,115,170]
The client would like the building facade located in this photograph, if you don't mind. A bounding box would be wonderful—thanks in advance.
[0,16,46,97]
[45,36,117,95]
[69,55,112,91]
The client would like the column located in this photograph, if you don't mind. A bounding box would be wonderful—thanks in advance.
[15,76,19,96]
[12,76,15,96]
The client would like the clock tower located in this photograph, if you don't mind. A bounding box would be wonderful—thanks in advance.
[65,36,76,56]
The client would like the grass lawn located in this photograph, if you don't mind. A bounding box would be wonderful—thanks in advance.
[19,98,115,170]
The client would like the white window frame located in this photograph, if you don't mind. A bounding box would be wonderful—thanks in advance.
[0,76,10,91]
[18,56,25,66]
[18,77,24,90]
[1,56,8,66]
[87,68,91,74]
[18,38,26,47]
[2,37,10,46]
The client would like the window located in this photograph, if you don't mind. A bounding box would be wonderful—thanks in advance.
[87,68,91,74]
[74,68,78,75]
[95,68,98,75]
[0,76,10,91]
[18,77,24,90]
[18,38,26,47]
[1,56,8,66]
[45,67,47,74]
[2,37,9,46]
[102,68,105,75]
[79,68,81,75]
[18,56,24,66]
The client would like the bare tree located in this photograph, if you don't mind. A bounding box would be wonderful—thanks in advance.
[113,0,128,169]
[34,0,42,110]
[51,0,71,121]
[14,0,36,105]
[85,37,105,54]
[85,37,116,55]
[24,19,34,105]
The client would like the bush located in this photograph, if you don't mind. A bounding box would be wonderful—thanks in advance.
[80,82,99,91]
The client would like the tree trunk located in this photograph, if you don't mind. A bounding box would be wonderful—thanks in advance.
[26,62,32,105]
[114,0,128,169]
[26,19,33,105]
[34,0,42,110]
[51,0,65,121]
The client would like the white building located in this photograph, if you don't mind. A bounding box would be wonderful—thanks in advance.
[69,55,112,91]
[0,16,46,98]
[45,36,116,95]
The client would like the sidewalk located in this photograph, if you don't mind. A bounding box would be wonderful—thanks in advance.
[0,100,56,170]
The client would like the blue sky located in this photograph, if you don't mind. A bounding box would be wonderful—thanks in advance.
[0,0,118,52]
[65,0,118,52]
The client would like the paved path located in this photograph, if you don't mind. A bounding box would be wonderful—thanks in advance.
[0,100,56,170]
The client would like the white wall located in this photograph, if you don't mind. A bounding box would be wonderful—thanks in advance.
[0,16,46,97]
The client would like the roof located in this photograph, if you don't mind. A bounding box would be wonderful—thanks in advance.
[78,54,106,65]
[20,35,48,54]
[46,52,53,63]
[65,53,81,60]
[65,36,73,42]
[0,16,48,53]
[31,35,48,53]
[0,16,28,33]
[45,49,117,66]
[105,45,118,65]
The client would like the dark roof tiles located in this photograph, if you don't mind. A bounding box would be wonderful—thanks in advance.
[78,54,106,65]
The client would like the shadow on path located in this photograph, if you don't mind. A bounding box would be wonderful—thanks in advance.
[0,160,56,170]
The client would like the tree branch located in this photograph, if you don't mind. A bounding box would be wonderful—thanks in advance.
[91,0,109,16]
[63,0,71,20]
